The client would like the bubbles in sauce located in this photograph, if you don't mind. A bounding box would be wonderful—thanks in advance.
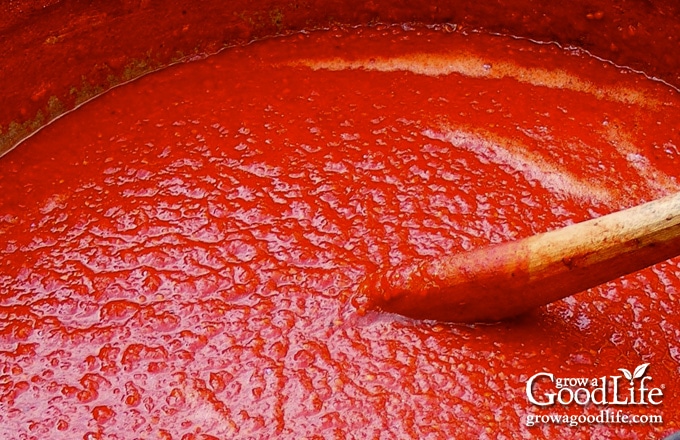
[1,24,679,438]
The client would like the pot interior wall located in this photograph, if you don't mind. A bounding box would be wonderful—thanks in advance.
[1,0,679,156]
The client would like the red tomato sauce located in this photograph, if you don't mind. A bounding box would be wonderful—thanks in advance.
[1,25,679,438]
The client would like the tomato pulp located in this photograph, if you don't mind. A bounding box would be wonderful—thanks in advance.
[1,25,679,438]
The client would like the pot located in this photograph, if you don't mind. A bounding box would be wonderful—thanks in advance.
[2,0,679,155]
[1,1,679,438]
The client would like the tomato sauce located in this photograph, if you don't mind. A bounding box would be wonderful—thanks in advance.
[1,25,679,438]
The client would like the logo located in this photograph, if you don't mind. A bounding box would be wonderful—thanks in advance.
[525,363,665,427]
[526,363,663,406]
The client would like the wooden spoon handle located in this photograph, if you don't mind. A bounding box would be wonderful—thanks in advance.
[364,191,680,322]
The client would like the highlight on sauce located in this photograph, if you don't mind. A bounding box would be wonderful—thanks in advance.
[1,24,679,438]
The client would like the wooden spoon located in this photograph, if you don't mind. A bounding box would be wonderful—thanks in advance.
[362,191,680,323]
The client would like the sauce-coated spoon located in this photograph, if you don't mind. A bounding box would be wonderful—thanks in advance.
[363,191,680,322]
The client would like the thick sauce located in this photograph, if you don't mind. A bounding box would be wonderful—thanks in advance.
[1,25,679,438]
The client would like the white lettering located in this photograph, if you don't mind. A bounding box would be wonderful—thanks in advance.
[611,376,628,404]
[526,372,555,406]
[648,387,663,405]
[526,368,665,409]
[573,388,590,405]
[557,387,573,405]
[590,376,607,405]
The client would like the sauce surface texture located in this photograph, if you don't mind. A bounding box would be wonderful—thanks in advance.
[1,25,680,438]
